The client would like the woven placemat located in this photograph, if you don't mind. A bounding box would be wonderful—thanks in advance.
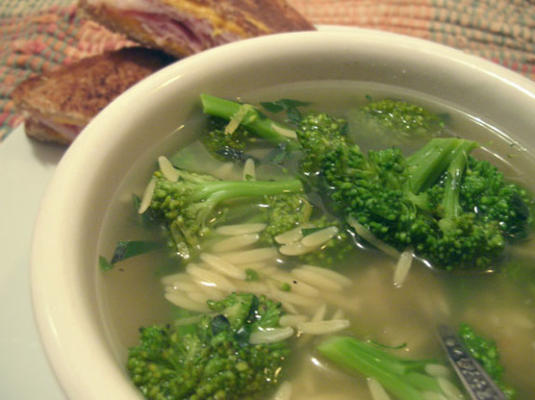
[2,0,534,141]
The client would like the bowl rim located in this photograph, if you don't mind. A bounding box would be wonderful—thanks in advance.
[30,27,535,400]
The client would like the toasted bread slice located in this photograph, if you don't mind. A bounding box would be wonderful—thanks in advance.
[79,0,315,58]
[12,47,173,145]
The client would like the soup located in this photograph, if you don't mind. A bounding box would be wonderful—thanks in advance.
[97,81,535,399]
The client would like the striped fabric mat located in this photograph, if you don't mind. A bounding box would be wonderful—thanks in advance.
[2,0,534,141]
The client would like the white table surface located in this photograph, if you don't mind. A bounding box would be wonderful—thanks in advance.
[0,125,66,399]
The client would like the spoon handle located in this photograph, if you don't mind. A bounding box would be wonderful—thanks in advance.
[436,325,507,400]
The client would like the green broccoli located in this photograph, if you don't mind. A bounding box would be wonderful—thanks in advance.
[322,137,517,270]
[346,98,445,147]
[200,94,299,150]
[317,336,462,400]
[146,168,303,261]
[260,192,313,244]
[458,323,515,399]
[200,94,534,271]
[127,293,290,400]
[460,156,533,241]
[294,111,348,176]
[201,116,251,162]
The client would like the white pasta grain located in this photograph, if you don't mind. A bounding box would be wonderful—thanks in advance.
[279,242,314,256]
[279,314,309,327]
[425,364,452,378]
[187,290,211,304]
[242,158,256,180]
[301,265,352,287]
[270,284,320,308]
[347,217,400,258]
[393,249,414,288]
[249,327,294,344]
[195,281,226,300]
[200,253,246,280]
[186,264,236,292]
[270,272,319,297]
[271,381,292,400]
[233,281,269,296]
[216,223,267,236]
[158,156,179,182]
[220,247,278,264]
[238,262,268,271]
[210,233,259,253]
[291,268,343,291]
[367,378,392,400]
[274,225,308,245]
[301,226,338,248]
[437,377,464,399]
[161,272,190,286]
[297,319,350,335]
[282,301,299,315]
[214,162,236,179]
[138,176,156,214]
[168,280,199,293]
[311,303,327,322]
[164,291,209,312]
[271,123,297,139]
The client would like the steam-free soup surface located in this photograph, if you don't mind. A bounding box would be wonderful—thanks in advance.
[97,81,535,399]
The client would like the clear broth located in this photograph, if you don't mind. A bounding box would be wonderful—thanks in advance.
[97,81,535,399]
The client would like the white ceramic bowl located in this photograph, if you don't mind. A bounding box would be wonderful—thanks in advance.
[31,28,535,399]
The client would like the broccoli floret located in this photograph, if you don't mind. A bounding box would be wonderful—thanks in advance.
[127,293,290,400]
[201,117,251,162]
[295,112,348,175]
[317,336,461,400]
[322,137,505,270]
[347,98,445,148]
[146,168,303,261]
[461,156,533,241]
[260,192,313,244]
[458,323,516,399]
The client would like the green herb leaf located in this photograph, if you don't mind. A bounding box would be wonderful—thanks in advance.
[261,99,310,124]
[110,240,164,264]
[99,255,114,271]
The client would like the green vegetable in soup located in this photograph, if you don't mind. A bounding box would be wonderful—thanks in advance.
[127,293,290,400]
[346,98,445,147]
[201,94,534,271]
[458,323,516,399]
[317,336,462,400]
[259,192,313,243]
[145,168,303,261]
[201,117,252,162]
[200,93,299,150]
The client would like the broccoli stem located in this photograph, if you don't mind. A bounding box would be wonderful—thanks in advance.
[192,179,303,203]
[318,336,427,400]
[200,94,299,148]
[442,148,469,217]
[405,138,476,194]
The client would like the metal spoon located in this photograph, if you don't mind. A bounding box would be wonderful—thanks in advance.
[436,324,507,400]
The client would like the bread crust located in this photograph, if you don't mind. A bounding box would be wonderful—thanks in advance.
[79,0,315,57]
[22,118,72,145]
[12,47,173,144]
